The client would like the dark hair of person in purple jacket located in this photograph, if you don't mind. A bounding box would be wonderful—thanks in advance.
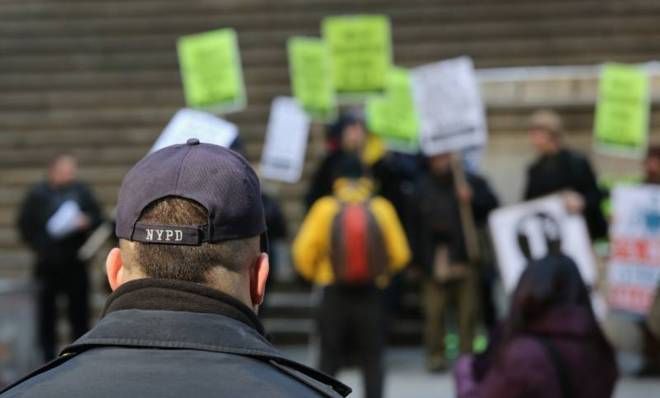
[455,254,619,398]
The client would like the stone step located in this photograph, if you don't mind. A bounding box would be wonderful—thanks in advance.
[2,36,660,74]
[1,0,658,23]
[3,15,660,53]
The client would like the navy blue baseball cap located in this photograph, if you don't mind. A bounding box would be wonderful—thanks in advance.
[115,138,268,251]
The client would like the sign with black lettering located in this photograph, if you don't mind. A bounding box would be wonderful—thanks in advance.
[322,15,392,98]
[489,194,596,292]
[412,56,487,155]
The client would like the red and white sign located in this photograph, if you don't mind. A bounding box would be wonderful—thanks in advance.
[608,185,660,314]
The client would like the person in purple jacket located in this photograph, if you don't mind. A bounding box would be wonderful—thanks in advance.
[454,254,618,398]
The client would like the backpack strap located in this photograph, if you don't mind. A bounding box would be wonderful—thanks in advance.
[534,336,574,398]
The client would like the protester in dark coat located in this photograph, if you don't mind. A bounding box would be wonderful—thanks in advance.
[16,155,103,361]
[523,109,607,240]
[410,153,498,371]
[411,155,498,271]
[454,254,618,398]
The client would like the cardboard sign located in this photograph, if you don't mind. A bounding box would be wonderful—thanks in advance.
[260,97,310,183]
[288,37,336,121]
[151,108,238,153]
[594,64,649,158]
[412,56,487,156]
[489,194,597,292]
[366,67,419,153]
[177,28,246,112]
[608,185,660,314]
[322,15,392,97]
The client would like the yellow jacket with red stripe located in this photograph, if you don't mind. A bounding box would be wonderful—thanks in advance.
[292,178,411,287]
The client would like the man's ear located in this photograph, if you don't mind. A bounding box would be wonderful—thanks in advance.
[105,247,125,291]
[249,253,270,308]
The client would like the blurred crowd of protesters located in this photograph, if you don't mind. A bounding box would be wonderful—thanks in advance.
[295,108,660,397]
[11,108,660,397]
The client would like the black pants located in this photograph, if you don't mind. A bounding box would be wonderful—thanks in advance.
[35,262,89,361]
[318,285,384,398]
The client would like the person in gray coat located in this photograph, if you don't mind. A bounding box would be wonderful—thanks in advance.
[1,139,350,398]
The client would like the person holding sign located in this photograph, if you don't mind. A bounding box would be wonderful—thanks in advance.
[16,155,103,361]
[524,109,608,240]
[410,152,498,372]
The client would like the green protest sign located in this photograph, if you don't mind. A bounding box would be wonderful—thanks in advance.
[287,37,336,121]
[322,15,392,97]
[366,67,419,152]
[177,28,246,112]
[594,63,649,157]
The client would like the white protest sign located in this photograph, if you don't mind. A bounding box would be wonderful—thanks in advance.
[46,200,82,239]
[151,108,238,153]
[489,194,596,292]
[260,97,310,183]
[412,56,487,156]
[608,185,660,314]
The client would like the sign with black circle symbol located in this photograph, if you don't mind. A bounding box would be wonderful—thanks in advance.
[489,194,596,292]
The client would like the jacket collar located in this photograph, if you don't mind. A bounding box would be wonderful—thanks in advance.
[58,279,352,397]
[65,278,278,358]
[101,278,264,335]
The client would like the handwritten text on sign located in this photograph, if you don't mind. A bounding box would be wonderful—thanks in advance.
[608,185,660,314]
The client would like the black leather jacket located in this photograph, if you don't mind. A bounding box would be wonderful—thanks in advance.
[1,278,350,398]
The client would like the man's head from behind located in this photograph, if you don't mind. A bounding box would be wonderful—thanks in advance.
[107,140,269,311]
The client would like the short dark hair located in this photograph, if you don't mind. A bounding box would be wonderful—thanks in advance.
[120,197,259,283]
[504,254,614,358]
[333,153,366,180]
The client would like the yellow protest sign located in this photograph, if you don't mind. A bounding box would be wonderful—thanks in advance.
[594,63,649,157]
[322,15,392,97]
[366,67,419,152]
[177,28,246,112]
[287,37,336,121]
